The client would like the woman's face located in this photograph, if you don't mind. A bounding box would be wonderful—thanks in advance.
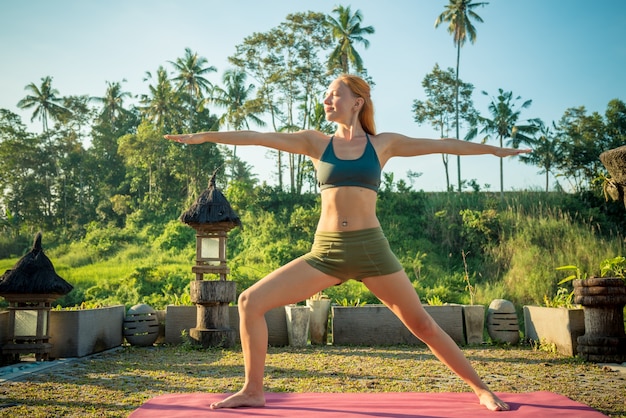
[323,79,361,123]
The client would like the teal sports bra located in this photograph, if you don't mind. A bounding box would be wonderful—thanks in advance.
[316,134,381,192]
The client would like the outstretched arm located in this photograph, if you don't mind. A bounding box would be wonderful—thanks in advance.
[165,130,324,156]
[379,133,531,161]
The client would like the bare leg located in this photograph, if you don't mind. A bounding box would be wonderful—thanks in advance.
[211,258,340,409]
[362,272,510,412]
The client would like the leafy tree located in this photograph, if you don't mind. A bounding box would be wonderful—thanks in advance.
[17,76,68,139]
[468,89,540,196]
[0,110,50,229]
[230,12,331,193]
[229,29,285,188]
[554,106,610,191]
[52,126,93,233]
[57,95,94,142]
[435,0,488,192]
[325,5,375,75]
[169,48,216,131]
[413,64,477,190]
[89,81,140,227]
[279,12,333,193]
[604,99,626,150]
[16,77,71,222]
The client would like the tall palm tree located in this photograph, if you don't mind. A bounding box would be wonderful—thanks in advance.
[91,80,132,125]
[211,69,266,178]
[169,47,216,131]
[212,69,265,131]
[435,0,488,192]
[325,6,375,74]
[17,76,67,137]
[469,89,540,196]
[141,67,183,132]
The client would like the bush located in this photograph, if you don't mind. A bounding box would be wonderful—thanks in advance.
[83,222,135,258]
[153,220,195,252]
[0,234,30,259]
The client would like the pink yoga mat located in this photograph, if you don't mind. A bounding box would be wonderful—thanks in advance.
[129,391,608,417]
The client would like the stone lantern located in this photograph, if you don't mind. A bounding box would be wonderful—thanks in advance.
[180,169,241,348]
[0,233,73,362]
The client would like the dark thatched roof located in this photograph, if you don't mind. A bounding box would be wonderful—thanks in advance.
[180,169,242,231]
[0,232,73,296]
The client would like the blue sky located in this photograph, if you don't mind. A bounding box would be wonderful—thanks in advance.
[1,0,624,191]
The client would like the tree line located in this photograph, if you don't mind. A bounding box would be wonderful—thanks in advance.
[1,2,624,249]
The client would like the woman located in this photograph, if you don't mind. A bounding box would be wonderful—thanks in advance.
[166,74,529,412]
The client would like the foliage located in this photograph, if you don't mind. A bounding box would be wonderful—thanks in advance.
[461,250,477,305]
[426,295,445,306]
[556,265,585,285]
[83,222,136,258]
[554,105,625,192]
[309,291,330,301]
[334,297,367,307]
[557,255,626,286]
[152,220,195,252]
[543,287,575,308]
[599,255,626,279]
[0,189,624,313]
[71,265,192,310]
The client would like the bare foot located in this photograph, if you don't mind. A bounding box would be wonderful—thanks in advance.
[478,390,509,411]
[210,390,266,409]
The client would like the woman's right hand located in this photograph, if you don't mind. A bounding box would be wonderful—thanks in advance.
[164,133,206,144]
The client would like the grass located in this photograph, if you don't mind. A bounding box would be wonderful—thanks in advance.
[0,344,624,417]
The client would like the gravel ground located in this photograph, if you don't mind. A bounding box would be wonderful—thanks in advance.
[0,344,624,417]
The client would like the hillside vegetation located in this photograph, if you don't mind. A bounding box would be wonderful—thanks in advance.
[0,190,624,312]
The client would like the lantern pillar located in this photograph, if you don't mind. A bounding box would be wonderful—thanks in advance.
[2,295,55,362]
[189,226,236,348]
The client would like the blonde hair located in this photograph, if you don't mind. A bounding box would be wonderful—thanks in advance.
[337,74,376,135]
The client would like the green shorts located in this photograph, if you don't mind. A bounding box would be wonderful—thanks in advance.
[301,227,403,282]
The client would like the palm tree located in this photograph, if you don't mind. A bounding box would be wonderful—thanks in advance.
[169,48,216,131]
[435,0,488,192]
[17,76,67,137]
[468,89,540,196]
[91,80,132,125]
[140,66,183,132]
[519,122,562,192]
[212,69,265,131]
[325,6,375,74]
[211,69,266,178]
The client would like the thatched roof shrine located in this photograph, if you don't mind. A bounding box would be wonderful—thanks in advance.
[180,169,241,232]
[0,232,73,296]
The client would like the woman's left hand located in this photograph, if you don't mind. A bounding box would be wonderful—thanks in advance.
[495,148,532,158]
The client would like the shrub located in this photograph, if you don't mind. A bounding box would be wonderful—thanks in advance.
[153,220,195,252]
